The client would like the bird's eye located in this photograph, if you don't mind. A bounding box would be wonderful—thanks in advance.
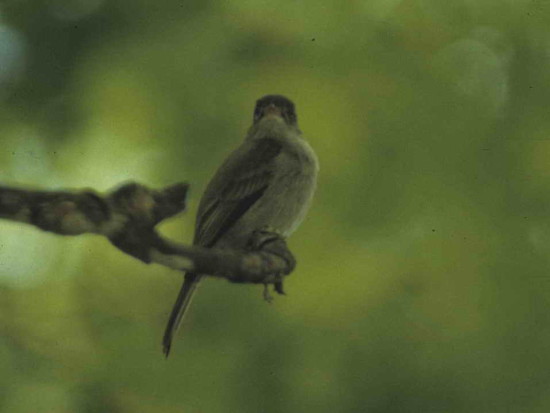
[253,107,262,121]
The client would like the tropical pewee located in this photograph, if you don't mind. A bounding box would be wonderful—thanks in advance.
[162,95,318,356]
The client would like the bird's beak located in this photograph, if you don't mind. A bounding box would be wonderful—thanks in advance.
[263,104,282,117]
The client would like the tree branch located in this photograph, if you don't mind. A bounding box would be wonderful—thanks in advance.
[0,182,295,287]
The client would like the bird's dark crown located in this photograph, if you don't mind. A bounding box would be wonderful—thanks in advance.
[253,95,297,125]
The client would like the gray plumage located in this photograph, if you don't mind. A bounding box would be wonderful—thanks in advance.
[162,95,318,356]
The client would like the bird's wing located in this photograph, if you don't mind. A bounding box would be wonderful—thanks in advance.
[194,137,282,247]
[163,138,282,356]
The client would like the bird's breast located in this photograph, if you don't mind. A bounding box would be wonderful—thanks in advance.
[215,136,318,249]
[251,138,318,236]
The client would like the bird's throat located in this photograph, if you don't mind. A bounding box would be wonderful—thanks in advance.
[247,118,299,141]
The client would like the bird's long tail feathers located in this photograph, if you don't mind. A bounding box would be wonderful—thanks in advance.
[162,274,201,357]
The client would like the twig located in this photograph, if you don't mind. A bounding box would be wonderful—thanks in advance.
[0,182,295,284]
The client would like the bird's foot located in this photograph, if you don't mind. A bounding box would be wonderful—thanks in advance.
[247,230,296,274]
[262,277,286,302]
[247,228,282,250]
[274,280,285,295]
[249,229,295,302]
[263,283,273,303]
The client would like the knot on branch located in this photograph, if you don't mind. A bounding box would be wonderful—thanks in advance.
[230,230,296,295]
[108,182,188,226]
[107,183,189,263]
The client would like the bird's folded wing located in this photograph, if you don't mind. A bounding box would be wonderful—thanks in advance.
[194,138,282,247]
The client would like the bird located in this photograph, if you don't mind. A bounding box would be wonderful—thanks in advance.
[162,95,319,356]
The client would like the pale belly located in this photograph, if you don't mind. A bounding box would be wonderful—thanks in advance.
[217,139,318,249]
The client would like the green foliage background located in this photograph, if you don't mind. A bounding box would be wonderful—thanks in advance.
[1,0,550,412]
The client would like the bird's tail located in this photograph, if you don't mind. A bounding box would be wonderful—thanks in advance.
[162,273,201,357]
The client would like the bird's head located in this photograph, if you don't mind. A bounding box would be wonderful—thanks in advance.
[252,95,298,127]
